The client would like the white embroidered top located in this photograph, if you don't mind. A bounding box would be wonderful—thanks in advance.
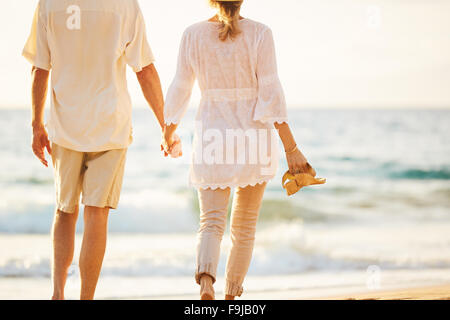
[165,19,288,190]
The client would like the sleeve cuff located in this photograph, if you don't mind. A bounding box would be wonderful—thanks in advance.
[22,50,51,71]
[132,57,155,73]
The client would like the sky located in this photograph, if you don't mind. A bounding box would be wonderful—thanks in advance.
[0,0,449,109]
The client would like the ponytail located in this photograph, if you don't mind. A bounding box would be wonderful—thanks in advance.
[209,1,243,41]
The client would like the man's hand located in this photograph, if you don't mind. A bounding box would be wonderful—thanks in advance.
[32,124,52,167]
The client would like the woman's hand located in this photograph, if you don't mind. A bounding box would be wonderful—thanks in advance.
[286,148,316,177]
[274,122,316,177]
[162,131,182,158]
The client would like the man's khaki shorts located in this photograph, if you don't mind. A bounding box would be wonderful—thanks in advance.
[51,143,128,213]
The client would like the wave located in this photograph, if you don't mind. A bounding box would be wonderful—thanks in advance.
[0,175,54,185]
[388,168,450,180]
[327,156,372,162]
[3,246,450,279]
[321,156,450,181]
[12,177,54,185]
[0,258,51,278]
[258,199,342,223]
[3,223,450,279]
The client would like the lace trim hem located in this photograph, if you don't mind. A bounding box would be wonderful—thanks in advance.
[254,117,288,125]
[190,176,274,191]
[164,119,181,126]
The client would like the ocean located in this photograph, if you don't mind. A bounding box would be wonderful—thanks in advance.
[0,108,449,299]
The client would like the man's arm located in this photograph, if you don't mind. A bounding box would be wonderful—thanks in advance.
[136,64,165,129]
[31,66,51,167]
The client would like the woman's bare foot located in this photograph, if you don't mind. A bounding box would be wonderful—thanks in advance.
[225,295,235,300]
[200,275,215,300]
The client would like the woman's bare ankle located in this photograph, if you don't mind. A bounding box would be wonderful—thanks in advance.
[200,275,215,300]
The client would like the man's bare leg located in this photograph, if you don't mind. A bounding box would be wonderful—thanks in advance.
[51,207,79,300]
[79,206,109,300]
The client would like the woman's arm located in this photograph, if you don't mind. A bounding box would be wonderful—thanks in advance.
[161,31,195,157]
[252,29,312,174]
[274,122,315,176]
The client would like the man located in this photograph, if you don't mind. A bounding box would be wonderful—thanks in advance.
[23,0,165,300]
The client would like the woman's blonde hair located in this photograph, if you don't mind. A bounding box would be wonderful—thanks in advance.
[209,0,244,41]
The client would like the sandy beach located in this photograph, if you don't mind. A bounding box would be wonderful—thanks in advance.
[142,282,450,300]
[149,285,450,300]
[324,284,450,300]
[2,270,450,300]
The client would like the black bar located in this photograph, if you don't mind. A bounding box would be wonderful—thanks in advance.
[1,300,448,319]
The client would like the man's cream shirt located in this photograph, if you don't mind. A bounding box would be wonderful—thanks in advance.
[23,0,155,152]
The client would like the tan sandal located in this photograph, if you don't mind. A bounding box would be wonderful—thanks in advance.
[282,171,326,196]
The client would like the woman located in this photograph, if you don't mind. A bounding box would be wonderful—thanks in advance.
[163,0,315,300]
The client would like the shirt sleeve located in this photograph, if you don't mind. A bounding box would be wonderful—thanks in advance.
[22,2,51,71]
[164,30,195,125]
[253,28,288,124]
[125,7,155,72]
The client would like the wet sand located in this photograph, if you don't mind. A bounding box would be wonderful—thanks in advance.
[322,285,450,300]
